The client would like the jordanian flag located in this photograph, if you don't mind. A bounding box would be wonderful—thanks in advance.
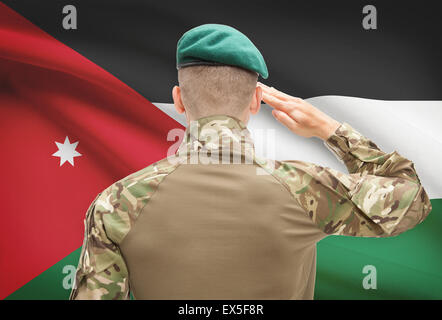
[1,1,441,300]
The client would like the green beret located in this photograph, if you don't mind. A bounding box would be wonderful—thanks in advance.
[176,24,268,79]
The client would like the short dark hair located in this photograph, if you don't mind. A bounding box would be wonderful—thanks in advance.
[178,65,258,119]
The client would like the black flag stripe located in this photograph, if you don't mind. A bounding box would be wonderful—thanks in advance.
[3,0,441,101]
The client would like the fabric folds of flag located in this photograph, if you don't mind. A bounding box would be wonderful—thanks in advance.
[0,2,181,299]
[1,1,441,300]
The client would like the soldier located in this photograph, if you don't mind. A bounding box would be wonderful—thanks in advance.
[70,24,431,300]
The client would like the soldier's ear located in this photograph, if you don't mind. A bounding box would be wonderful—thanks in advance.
[172,86,186,114]
[250,85,262,115]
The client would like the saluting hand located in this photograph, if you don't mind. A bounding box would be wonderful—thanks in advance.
[258,82,341,141]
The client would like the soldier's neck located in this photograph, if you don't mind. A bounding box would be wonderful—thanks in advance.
[186,112,249,126]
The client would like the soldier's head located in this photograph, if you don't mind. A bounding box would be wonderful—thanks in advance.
[173,65,261,124]
[174,24,268,124]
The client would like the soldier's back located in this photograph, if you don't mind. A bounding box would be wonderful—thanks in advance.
[119,156,325,299]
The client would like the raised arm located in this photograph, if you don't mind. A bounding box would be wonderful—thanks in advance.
[260,83,432,237]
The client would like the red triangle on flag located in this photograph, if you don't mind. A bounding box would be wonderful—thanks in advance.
[0,2,182,299]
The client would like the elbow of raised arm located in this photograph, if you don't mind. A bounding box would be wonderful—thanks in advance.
[388,185,432,237]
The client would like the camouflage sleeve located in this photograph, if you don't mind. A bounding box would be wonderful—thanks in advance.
[276,122,432,237]
[325,122,422,183]
[69,190,130,300]
[69,157,181,300]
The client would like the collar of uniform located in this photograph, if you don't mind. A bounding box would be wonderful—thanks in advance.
[176,114,255,159]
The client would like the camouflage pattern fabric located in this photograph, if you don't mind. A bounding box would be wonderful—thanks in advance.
[258,122,431,237]
[175,115,255,164]
[70,115,432,299]
[70,156,183,300]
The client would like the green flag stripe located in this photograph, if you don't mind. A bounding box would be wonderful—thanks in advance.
[5,248,81,300]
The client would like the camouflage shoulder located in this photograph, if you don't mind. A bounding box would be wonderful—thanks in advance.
[94,155,184,244]
[272,159,359,194]
[256,158,376,234]
[254,155,354,194]
[253,156,322,195]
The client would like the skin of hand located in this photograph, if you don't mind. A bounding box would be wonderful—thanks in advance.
[258,82,341,141]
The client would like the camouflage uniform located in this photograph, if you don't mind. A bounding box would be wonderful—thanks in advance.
[70,115,431,300]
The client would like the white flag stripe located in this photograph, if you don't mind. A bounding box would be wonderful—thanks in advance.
[153,97,442,199]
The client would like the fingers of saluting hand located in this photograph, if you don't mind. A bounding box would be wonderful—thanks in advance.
[272,109,299,132]
[258,82,302,102]
[261,91,293,113]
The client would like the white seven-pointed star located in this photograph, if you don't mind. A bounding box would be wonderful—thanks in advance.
[52,136,82,166]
